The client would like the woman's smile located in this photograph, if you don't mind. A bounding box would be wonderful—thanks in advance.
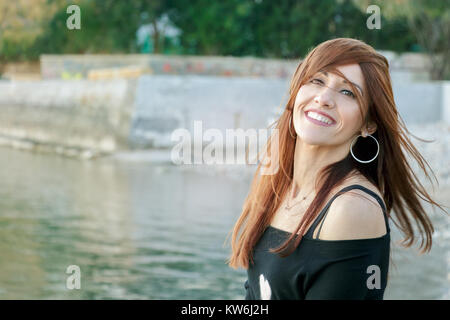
[304,109,336,127]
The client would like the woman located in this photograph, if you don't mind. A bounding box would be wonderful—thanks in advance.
[226,38,445,300]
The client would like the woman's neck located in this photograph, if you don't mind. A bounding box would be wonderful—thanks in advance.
[292,137,350,196]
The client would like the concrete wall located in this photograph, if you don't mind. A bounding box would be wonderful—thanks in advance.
[40,51,433,82]
[393,82,444,125]
[129,75,289,148]
[443,82,450,125]
[378,50,432,82]
[129,75,448,149]
[40,54,298,80]
[0,75,448,158]
[0,79,136,158]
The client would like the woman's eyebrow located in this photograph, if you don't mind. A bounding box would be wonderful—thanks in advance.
[320,71,364,96]
[342,79,364,96]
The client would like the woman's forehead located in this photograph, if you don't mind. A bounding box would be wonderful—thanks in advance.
[336,64,364,84]
[316,64,365,95]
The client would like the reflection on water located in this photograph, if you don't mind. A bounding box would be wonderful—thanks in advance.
[0,147,448,299]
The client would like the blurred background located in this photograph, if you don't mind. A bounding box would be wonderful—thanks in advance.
[0,0,449,299]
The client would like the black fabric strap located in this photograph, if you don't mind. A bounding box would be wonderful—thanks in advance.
[304,184,390,240]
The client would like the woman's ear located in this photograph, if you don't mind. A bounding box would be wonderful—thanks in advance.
[361,121,377,137]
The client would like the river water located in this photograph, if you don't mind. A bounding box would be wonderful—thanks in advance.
[0,147,448,299]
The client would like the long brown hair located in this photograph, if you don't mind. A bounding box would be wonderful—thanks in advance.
[226,38,447,270]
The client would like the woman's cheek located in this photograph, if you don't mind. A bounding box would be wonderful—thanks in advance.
[294,90,305,108]
[342,109,363,134]
[294,88,313,111]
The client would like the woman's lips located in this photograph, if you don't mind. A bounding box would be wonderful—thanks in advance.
[304,110,336,127]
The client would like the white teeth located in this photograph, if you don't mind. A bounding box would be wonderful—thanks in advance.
[307,111,333,125]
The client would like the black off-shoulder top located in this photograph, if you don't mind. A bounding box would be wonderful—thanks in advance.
[244,184,391,300]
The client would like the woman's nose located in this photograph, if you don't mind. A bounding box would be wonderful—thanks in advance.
[314,87,336,108]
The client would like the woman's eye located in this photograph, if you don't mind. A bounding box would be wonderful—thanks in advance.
[341,90,355,98]
[311,78,324,85]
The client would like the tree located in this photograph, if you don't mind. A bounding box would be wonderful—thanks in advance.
[136,1,178,54]
[0,0,53,74]
[167,0,254,56]
[354,0,450,80]
[33,0,179,55]
[167,0,415,59]
[405,0,450,80]
[0,0,427,65]
[34,0,141,54]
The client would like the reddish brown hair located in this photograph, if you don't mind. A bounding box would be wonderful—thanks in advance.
[226,38,447,270]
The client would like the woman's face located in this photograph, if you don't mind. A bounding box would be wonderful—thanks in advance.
[293,64,369,147]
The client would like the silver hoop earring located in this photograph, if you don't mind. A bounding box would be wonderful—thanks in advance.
[288,114,296,138]
[350,134,379,164]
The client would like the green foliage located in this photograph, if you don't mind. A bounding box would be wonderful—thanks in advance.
[167,0,417,58]
[32,0,142,55]
[0,0,433,62]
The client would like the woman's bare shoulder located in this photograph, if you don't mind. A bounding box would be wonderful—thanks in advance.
[337,174,384,202]
[317,175,387,240]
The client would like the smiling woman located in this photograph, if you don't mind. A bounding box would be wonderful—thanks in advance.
[225,38,447,300]
[294,64,373,148]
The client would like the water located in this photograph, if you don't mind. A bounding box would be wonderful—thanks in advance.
[0,147,448,299]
